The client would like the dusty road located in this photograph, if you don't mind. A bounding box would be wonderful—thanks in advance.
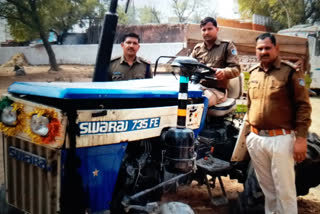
[0,65,320,213]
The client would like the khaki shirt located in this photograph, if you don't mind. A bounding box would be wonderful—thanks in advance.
[190,39,240,89]
[109,56,152,81]
[247,57,312,138]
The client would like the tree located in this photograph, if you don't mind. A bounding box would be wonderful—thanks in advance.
[171,0,203,23]
[139,6,161,24]
[51,0,104,44]
[238,0,320,30]
[189,1,218,24]
[117,5,129,24]
[125,1,138,25]
[0,0,102,71]
[100,1,138,25]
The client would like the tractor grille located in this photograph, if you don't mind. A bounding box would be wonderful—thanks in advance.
[4,136,61,214]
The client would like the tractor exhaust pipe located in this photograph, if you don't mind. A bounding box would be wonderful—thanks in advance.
[92,0,118,82]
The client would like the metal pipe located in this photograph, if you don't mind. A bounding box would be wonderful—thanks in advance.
[153,56,176,76]
[110,0,118,13]
[125,0,131,13]
[124,171,191,203]
[92,0,118,82]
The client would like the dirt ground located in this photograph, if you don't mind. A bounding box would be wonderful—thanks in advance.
[0,65,320,214]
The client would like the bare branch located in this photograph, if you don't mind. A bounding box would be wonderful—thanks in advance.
[151,7,161,23]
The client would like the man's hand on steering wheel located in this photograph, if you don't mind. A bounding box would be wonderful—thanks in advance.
[214,68,226,80]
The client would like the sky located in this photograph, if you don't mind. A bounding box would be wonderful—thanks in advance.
[119,0,240,21]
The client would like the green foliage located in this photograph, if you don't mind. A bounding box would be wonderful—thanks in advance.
[238,0,320,30]
[117,5,129,25]
[139,6,161,24]
[126,3,138,25]
[0,0,104,70]
[51,0,103,33]
[238,0,270,18]
[100,1,131,25]
[0,97,13,111]
[7,19,37,42]
[236,104,248,113]
[305,73,312,89]
[171,0,204,23]
[0,0,103,42]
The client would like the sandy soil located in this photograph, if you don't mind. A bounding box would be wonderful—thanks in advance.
[0,65,320,214]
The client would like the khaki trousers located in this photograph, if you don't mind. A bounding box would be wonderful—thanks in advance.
[246,132,297,214]
[203,88,227,107]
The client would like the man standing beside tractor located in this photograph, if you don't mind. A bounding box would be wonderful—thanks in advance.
[191,16,241,107]
[246,32,312,214]
[109,32,152,81]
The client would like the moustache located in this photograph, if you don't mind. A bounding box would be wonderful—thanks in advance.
[261,54,269,58]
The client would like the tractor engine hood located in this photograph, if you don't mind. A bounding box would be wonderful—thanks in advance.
[7,78,203,99]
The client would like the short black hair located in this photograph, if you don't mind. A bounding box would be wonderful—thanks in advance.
[200,17,217,28]
[256,33,276,46]
[122,32,140,42]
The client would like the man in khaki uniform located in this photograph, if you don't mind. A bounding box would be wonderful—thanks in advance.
[246,33,312,214]
[191,17,240,107]
[109,32,152,81]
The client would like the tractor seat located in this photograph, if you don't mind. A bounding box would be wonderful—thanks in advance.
[208,98,237,117]
[207,73,244,117]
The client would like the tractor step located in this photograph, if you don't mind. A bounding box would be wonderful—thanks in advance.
[196,156,232,206]
[196,156,231,173]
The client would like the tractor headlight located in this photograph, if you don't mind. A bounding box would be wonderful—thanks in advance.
[30,114,49,136]
[1,106,17,126]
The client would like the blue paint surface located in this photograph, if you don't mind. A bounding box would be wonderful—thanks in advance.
[179,76,189,83]
[196,96,209,136]
[8,78,203,99]
[61,143,127,212]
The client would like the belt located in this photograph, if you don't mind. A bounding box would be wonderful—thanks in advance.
[251,126,291,137]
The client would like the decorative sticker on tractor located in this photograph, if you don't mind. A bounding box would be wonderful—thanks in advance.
[0,96,25,136]
[79,117,161,135]
[8,146,51,170]
[26,107,61,144]
[186,104,204,129]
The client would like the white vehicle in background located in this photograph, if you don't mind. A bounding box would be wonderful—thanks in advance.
[278,24,320,91]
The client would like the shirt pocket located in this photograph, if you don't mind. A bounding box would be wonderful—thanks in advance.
[208,56,224,67]
[133,72,145,79]
[268,79,287,99]
[248,80,260,99]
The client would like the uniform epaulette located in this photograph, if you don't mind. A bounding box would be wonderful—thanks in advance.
[220,40,231,44]
[248,64,260,73]
[110,56,121,62]
[138,57,151,64]
[281,60,298,70]
[194,42,202,49]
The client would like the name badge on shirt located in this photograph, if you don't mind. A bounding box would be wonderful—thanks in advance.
[231,49,237,55]
[112,72,123,81]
